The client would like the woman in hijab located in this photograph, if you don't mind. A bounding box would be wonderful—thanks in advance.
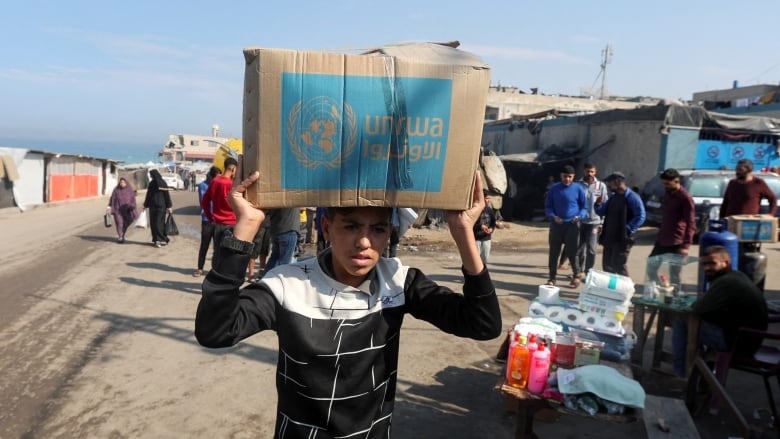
[143,169,173,247]
[107,177,138,243]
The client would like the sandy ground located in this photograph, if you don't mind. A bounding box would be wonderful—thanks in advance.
[1,191,779,438]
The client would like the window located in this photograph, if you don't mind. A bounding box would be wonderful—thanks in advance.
[688,176,726,198]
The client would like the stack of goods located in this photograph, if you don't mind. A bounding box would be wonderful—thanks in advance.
[576,270,635,334]
[504,325,644,410]
[527,274,637,362]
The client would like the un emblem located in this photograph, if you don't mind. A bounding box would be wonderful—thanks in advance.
[287,96,358,169]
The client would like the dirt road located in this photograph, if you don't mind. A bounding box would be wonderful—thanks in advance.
[1,192,778,438]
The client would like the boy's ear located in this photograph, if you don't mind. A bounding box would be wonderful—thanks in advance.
[321,215,331,241]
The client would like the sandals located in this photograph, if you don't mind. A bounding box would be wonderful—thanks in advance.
[568,278,581,288]
[193,269,203,277]
[545,279,556,286]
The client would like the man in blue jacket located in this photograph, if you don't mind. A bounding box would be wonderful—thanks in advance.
[544,165,587,287]
[595,171,646,276]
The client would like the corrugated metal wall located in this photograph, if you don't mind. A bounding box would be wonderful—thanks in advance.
[49,157,102,202]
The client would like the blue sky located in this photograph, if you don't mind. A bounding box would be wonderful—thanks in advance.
[2,0,780,149]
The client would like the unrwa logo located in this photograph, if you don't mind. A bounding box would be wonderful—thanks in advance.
[287,96,358,169]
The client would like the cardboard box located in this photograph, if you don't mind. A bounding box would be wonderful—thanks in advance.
[726,214,779,243]
[242,43,491,209]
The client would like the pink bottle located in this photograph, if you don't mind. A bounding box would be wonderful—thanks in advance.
[527,341,551,394]
[527,334,538,355]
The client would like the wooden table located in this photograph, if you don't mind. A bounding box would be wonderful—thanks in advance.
[630,296,699,376]
[497,360,638,439]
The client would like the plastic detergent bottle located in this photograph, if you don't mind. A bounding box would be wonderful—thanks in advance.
[527,334,538,355]
[506,335,531,389]
[527,341,551,394]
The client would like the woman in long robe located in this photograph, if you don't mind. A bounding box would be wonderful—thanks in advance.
[143,170,173,247]
[107,177,138,243]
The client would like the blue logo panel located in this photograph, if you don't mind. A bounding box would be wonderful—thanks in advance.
[695,140,779,169]
[280,73,452,191]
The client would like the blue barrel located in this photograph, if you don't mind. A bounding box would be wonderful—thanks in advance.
[698,219,739,291]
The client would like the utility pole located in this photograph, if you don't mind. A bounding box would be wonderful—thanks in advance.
[599,44,613,100]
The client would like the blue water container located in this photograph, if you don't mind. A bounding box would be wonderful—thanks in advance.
[698,219,739,291]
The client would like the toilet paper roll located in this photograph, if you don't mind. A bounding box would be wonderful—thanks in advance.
[544,306,566,323]
[561,309,582,326]
[537,284,559,304]
[580,311,604,329]
[597,318,623,334]
[528,301,547,318]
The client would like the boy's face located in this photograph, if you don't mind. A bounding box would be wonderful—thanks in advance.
[322,207,391,287]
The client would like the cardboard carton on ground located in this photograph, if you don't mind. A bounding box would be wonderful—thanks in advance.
[242,42,491,209]
[726,214,779,243]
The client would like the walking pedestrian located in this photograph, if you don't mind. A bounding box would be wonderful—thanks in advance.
[474,193,497,265]
[595,171,645,276]
[646,168,695,285]
[194,166,221,277]
[575,163,608,279]
[201,157,238,268]
[543,165,587,287]
[107,177,138,243]
[264,208,300,272]
[143,169,173,248]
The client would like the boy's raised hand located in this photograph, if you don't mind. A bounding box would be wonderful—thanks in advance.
[445,172,486,274]
[445,172,486,235]
[229,170,266,242]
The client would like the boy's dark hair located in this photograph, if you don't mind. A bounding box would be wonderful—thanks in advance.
[207,166,221,179]
[659,168,680,181]
[224,157,238,170]
[583,162,596,169]
[325,206,392,221]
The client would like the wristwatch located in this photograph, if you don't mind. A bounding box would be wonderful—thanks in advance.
[221,229,254,255]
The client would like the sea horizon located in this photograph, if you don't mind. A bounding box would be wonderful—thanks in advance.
[0,137,162,165]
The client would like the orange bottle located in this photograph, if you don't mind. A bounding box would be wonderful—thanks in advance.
[506,335,531,389]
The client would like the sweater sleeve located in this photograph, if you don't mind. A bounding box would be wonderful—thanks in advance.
[194,248,277,348]
[403,266,502,340]
[760,179,778,216]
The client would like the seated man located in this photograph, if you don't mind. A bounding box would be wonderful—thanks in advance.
[672,245,768,376]
[195,170,502,438]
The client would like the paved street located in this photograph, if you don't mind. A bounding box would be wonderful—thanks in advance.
[1,190,779,438]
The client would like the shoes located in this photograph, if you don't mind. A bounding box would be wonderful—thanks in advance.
[160,241,168,246]
[568,278,581,288]
[545,279,556,286]
[576,272,586,281]
[154,241,162,248]
[193,269,203,277]
[117,237,124,243]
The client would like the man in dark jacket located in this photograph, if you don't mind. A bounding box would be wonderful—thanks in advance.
[672,245,768,376]
[595,171,645,277]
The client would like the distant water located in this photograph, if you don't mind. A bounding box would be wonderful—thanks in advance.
[0,137,162,165]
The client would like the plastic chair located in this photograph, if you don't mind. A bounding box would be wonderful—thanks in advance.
[707,316,780,436]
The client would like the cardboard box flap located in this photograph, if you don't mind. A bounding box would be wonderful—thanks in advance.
[361,41,488,69]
